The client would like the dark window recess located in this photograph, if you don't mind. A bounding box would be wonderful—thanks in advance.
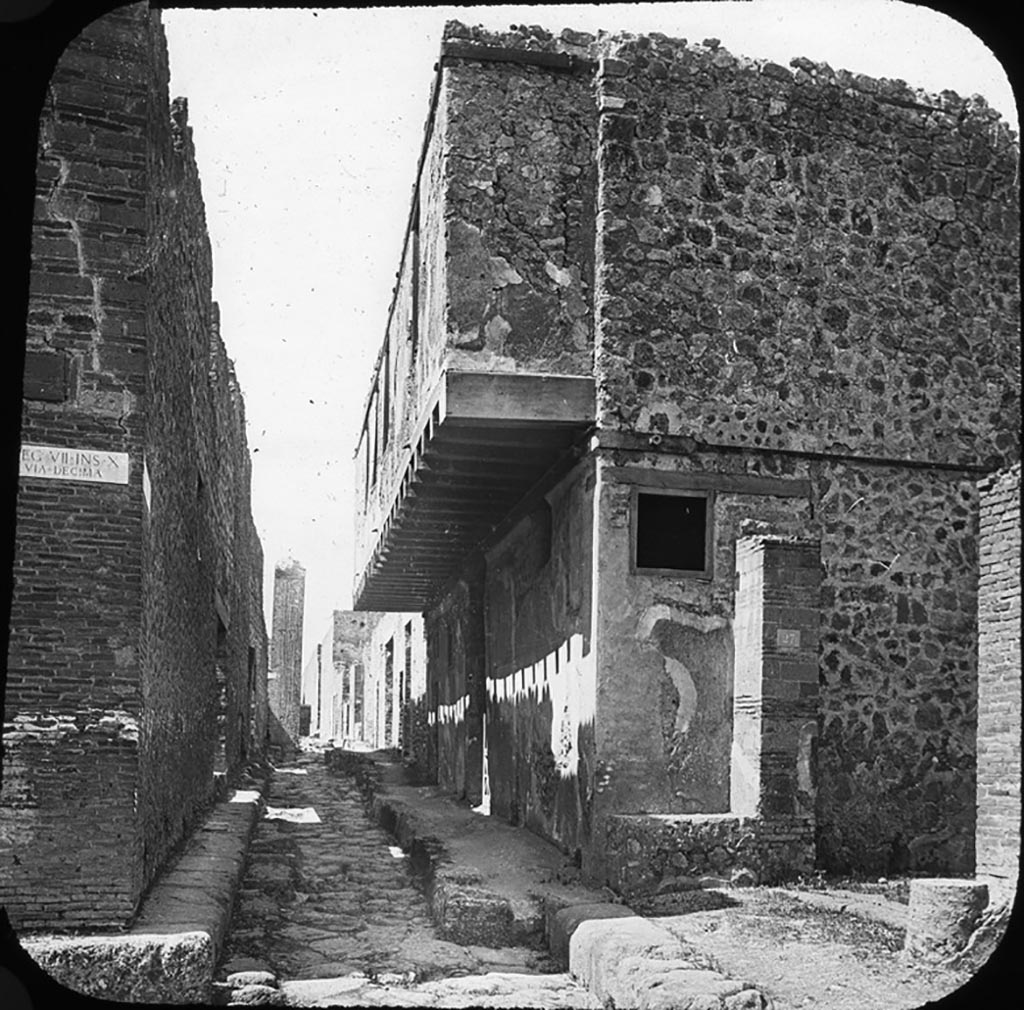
[23,351,67,403]
[635,493,708,572]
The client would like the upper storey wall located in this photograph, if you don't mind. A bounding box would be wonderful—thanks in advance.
[354,23,600,580]
[593,34,1020,467]
[441,23,597,376]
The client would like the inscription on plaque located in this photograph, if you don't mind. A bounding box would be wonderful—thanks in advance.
[776,628,801,651]
[20,444,129,485]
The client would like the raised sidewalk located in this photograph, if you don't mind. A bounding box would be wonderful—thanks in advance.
[326,748,770,1010]
[15,773,266,1004]
[13,749,776,1008]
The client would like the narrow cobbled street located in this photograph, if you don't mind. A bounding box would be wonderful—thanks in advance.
[217,752,598,1007]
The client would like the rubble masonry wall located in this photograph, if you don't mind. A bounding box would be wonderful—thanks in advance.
[591,33,1017,875]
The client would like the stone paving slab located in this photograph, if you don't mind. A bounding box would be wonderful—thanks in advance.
[569,915,767,1010]
[278,970,602,1008]
[330,749,774,1009]
[329,749,616,948]
[219,753,563,985]
[779,887,909,930]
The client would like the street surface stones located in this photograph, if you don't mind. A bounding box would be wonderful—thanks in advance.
[218,753,598,1007]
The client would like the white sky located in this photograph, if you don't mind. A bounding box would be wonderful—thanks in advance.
[160,2,1016,667]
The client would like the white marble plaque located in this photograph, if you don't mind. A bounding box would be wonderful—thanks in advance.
[776,628,801,651]
[20,444,129,485]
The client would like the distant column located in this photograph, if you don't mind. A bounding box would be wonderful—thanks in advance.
[269,559,306,748]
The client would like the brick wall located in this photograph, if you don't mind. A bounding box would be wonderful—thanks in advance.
[2,4,151,930]
[731,537,820,819]
[2,5,269,931]
[268,561,305,747]
[975,463,1021,898]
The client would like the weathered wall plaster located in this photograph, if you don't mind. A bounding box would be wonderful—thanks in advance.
[594,452,813,830]
[484,461,597,854]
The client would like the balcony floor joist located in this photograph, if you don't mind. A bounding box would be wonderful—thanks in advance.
[355,370,594,611]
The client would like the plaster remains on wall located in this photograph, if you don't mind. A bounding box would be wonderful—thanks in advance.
[639,604,730,739]
[487,632,595,780]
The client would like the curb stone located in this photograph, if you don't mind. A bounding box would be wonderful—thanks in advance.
[21,930,215,1005]
[569,915,771,1009]
[20,775,267,1004]
[329,751,528,947]
[327,751,773,1009]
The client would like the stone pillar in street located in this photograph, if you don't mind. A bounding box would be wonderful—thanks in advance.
[731,536,821,824]
[269,559,306,749]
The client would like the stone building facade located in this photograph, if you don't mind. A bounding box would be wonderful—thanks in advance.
[353,22,1019,890]
[268,559,305,748]
[975,463,1021,903]
[304,611,425,754]
[2,4,269,931]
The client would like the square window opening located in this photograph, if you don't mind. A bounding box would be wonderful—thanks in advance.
[633,490,712,576]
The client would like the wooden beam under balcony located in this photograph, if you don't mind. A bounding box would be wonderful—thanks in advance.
[354,370,594,612]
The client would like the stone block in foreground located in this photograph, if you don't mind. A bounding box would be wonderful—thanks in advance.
[22,930,214,1004]
[549,902,634,968]
[904,878,989,962]
[569,915,768,1009]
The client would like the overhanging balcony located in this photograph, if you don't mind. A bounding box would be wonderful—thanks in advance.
[355,370,594,611]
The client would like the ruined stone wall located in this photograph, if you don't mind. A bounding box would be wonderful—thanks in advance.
[423,557,486,801]
[484,461,597,855]
[592,34,1019,465]
[340,612,425,751]
[812,461,981,874]
[586,446,984,876]
[300,636,323,735]
[354,27,600,592]
[975,463,1021,899]
[593,452,812,828]
[441,23,597,377]
[331,611,370,741]
[247,533,270,755]
[605,812,814,895]
[142,19,268,881]
[206,315,267,774]
[586,33,1017,877]
[269,561,305,746]
[2,6,268,930]
[362,616,388,749]
[364,611,424,752]
[140,15,220,884]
